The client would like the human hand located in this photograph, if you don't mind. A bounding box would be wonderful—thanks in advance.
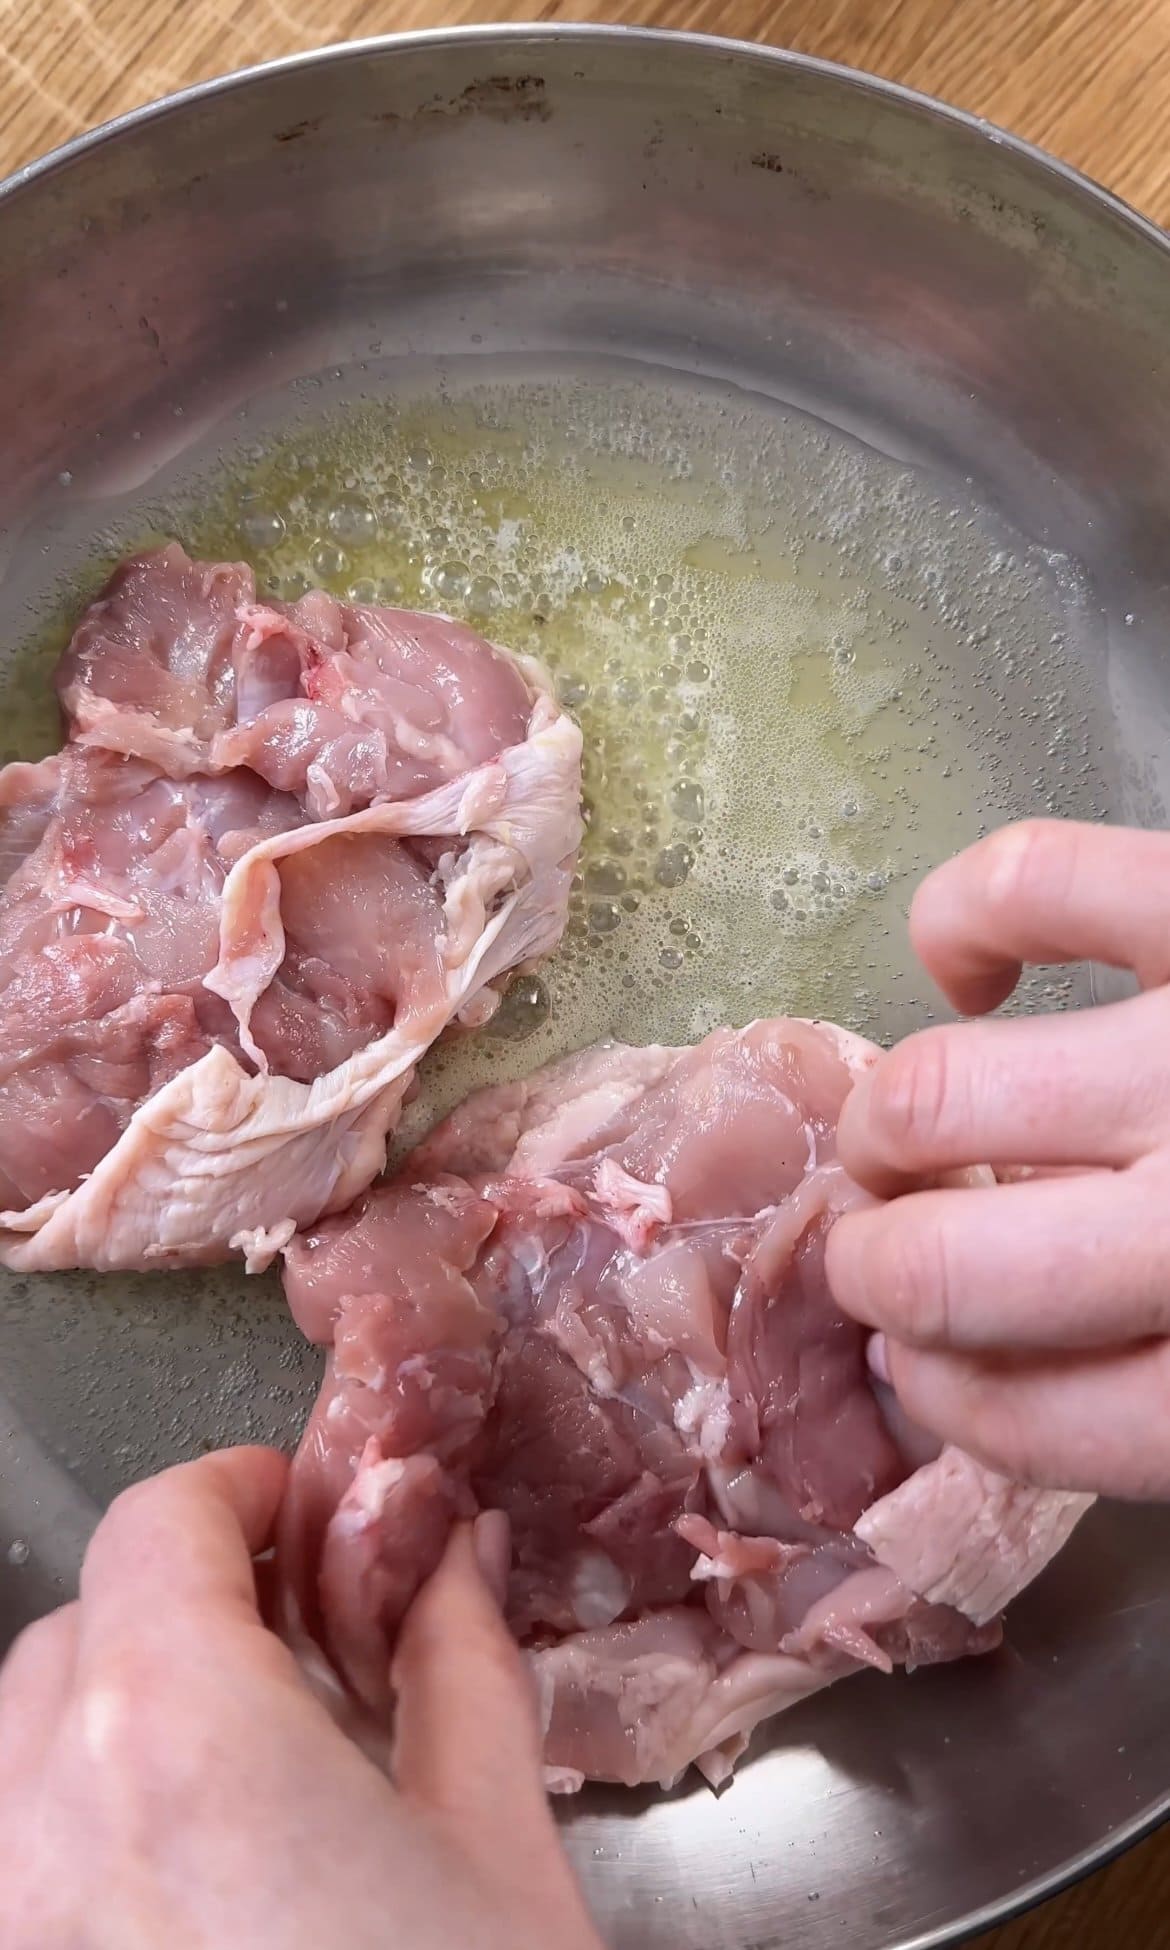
[0,1447,603,1950]
[825,819,1170,1499]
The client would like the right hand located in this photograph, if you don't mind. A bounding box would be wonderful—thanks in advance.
[826,818,1170,1499]
[0,1447,604,1950]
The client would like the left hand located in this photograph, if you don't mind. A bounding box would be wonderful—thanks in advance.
[0,1446,603,1950]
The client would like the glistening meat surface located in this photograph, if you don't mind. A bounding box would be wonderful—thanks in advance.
[277,1018,1093,1790]
[0,547,581,1270]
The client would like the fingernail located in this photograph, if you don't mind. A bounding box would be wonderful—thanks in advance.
[472,1508,511,1609]
[868,1332,891,1385]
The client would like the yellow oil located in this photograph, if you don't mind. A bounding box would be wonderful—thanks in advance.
[2,363,1101,1134]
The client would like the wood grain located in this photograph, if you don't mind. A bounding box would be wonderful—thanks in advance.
[2,2,1168,1946]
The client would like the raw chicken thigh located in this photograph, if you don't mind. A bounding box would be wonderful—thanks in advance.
[0,547,581,1271]
[277,1018,1093,1790]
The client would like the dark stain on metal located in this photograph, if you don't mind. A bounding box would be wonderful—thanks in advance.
[274,118,322,144]
[751,151,785,174]
[138,314,165,363]
[455,73,550,121]
[376,74,551,129]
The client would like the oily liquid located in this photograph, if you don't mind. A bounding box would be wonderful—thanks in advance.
[179,362,1100,1133]
[3,360,1104,1139]
[0,356,1107,1494]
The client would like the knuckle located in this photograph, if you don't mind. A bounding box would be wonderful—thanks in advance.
[875,1210,953,1345]
[2,1612,57,1676]
[866,1031,956,1166]
[80,1478,180,1612]
[1141,1337,1170,1437]
[77,1645,168,1774]
[80,1640,219,1780]
[979,819,1073,923]
[1133,1346,1170,1496]
[1119,1019,1170,1149]
[89,1473,172,1561]
[98,1473,159,1539]
[1124,1071,1170,1156]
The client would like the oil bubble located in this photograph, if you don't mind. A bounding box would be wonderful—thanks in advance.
[310,539,349,580]
[556,674,589,711]
[428,561,472,602]
[328,497,378,546]
[671,780,705,822]
[467,575,500,615]
[239,499,286,549]
[655,843,694,888]
[586,859,628,896]
[588,900,622,936]
[486,975,550,1041]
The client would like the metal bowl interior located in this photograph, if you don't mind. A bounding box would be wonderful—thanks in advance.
[1,28,1168,1950]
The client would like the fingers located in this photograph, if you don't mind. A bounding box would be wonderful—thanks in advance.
[910,819,1170,1013]
[79,1447,289,1656]
[0,1603,80,1768]
[392,1516,546,1824]
[879,1335,1170,1499]
[468,1505,511,1609]
[392,1515,599,1935]
[828,1166,1170,1351]
[836,990,1168,1194]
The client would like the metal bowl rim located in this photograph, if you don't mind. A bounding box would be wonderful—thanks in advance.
[1,19,1165,1943]
[1,16,1168,259]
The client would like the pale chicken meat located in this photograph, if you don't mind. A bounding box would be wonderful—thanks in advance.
[0,547,581,1270]
[277,1018,1092,1790]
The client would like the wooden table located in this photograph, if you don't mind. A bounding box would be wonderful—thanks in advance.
[2,2,1168,1944]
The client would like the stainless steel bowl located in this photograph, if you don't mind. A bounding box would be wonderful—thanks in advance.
[1,27,1168,1949]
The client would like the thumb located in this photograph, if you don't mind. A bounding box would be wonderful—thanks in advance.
[392,1516,605,1950]
[391,1514,547,1824]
